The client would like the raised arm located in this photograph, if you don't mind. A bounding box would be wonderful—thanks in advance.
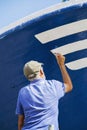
[55,53,73,93]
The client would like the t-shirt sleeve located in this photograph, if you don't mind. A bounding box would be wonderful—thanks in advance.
[16,91,24,115]
[53,80,65,99]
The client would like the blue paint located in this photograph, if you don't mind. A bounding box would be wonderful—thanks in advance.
[0,1,87,130]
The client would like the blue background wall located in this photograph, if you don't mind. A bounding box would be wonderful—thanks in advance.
[0,1,87,130]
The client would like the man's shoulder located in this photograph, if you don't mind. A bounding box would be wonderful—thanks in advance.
[19,84,30,94]
[46,79,63,87]
[45,79,58,87]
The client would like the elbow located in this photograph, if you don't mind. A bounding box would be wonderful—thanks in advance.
[68,84,73,92]
[65,83,73,93]
[69,85,73,92]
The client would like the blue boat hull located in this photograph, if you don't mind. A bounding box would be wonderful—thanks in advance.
[0,1,87,130]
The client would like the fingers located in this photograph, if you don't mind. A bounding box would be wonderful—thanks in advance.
[54,53,65,65]
[50,51,65,61]
[54,53,64,59]
[53,53,60,58]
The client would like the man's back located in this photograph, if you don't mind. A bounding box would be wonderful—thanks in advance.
[16,78,65,130]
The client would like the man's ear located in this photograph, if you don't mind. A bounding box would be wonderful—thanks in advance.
[40,69,43,75]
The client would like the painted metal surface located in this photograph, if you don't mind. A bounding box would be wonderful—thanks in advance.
[0,0,87,130]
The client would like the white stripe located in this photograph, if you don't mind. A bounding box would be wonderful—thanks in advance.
[66,58,87,70]
[51,39,87,55]
[35,19,87,44]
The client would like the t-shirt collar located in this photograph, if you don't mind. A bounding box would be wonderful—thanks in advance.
[30,78,45,84]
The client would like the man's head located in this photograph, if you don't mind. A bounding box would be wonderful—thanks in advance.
[23,60,45,81]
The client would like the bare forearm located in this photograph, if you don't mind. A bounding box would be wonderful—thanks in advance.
[18,124,23,130]
[59,64,73,92]
[55,53,73,93]
[18,121,24,130]
[18,115,24,130]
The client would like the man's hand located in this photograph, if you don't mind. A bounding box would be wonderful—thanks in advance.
[54,53,65,66]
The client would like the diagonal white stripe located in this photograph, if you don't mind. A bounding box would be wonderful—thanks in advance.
[51,39,87,55]
[65,58,87,70]
[35,19,87,44]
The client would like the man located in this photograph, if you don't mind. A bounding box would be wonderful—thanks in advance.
[16,53,73,130]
